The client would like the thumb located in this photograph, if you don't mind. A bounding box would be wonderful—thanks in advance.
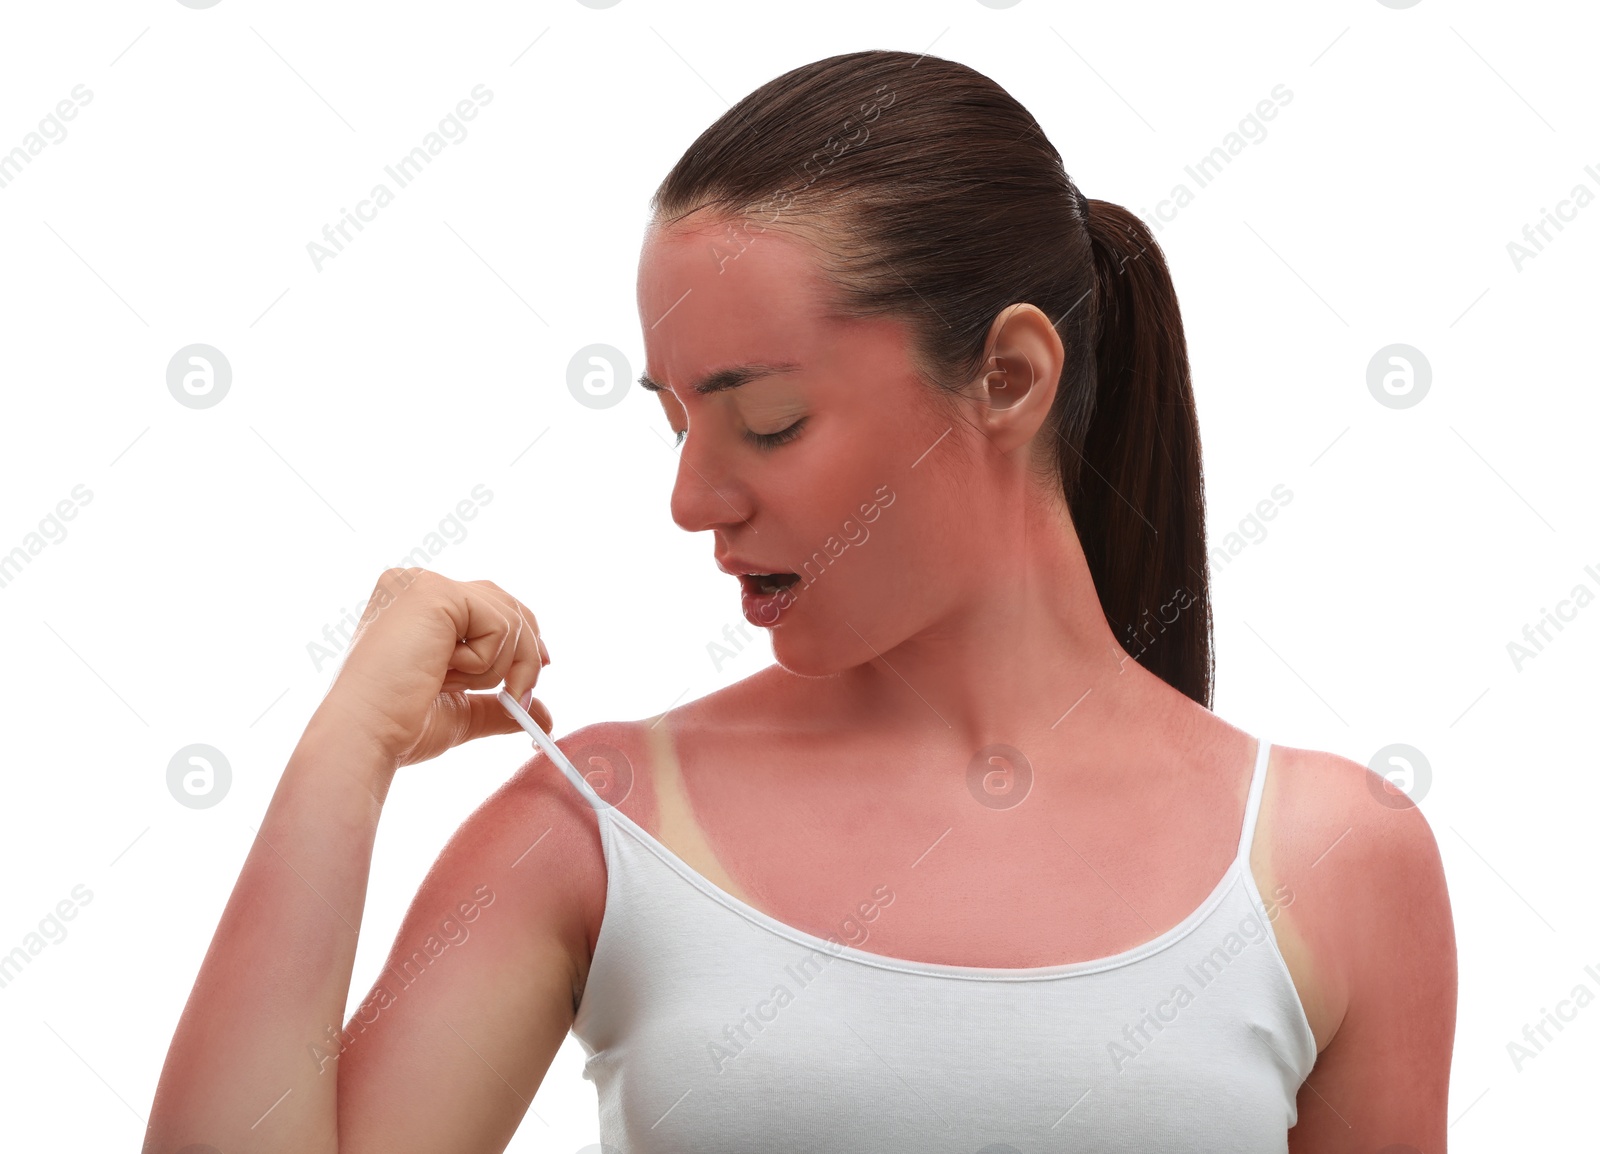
[464,690,553,744]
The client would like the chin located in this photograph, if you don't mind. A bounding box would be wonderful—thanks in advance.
[769,637,850,679]
[768,615,892,679]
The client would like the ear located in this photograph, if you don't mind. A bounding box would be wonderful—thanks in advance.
[969,303,1064,455]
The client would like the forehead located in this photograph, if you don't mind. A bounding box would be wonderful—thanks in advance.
[637,216,838,390]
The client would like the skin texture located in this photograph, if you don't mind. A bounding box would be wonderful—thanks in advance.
[244,210,1456,1153]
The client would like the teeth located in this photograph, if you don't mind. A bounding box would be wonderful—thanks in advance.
[746,573,787,595]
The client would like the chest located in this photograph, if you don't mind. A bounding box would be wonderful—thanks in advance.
[635,738,1252,972]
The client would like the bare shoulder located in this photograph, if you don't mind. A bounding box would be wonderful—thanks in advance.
[1263,742,1446,875]
[497,718,674,981]
[1254,741,1455,1056]
[516,671,793,876]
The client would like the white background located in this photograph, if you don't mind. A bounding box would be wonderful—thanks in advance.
[0,0,1595,1149]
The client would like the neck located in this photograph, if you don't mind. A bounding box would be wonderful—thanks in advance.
[833,493,1172,752]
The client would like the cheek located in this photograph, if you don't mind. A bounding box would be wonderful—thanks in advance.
[830,488,922,590]
[885,469,985,587]
[776,404,970,593]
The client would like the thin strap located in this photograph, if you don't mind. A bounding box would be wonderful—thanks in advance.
[1234,736,1273,867]
[495,690,613,812]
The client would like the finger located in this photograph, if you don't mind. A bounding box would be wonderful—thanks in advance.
[472,579,542,642]
[443,626,543,700]
[467,581,548,706]
[441,582,528,691]
[448,599,511,681]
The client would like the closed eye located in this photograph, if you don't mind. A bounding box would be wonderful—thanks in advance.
[745,417,808,451]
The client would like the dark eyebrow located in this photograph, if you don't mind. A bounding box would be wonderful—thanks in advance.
[637,362,801,397]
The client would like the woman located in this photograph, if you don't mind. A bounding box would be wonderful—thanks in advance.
[147,49,1456,1152]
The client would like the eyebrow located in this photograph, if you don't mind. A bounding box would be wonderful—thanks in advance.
[637,361,801,396]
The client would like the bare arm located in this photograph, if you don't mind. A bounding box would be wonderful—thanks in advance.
[1288,754,1458,1152]
[144,713,398,1153]
[331,741,606,1152]
[144,569,572,1154]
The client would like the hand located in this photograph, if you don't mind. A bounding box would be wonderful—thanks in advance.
[318,567,553,768]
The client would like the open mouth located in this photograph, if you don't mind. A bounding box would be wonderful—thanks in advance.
[738,572,801,596]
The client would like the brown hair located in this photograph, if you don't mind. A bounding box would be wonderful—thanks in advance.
[649,49,1213,707]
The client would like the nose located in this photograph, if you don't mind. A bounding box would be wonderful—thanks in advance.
[668,435,755,535]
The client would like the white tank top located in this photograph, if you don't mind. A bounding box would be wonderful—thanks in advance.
[557,734,1317,1150]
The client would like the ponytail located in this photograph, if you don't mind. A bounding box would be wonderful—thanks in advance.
[1073,199,1212,706]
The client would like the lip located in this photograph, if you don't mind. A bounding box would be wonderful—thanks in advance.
[715,555,794,578]
[716,555,803,626]
[737,572,802,626]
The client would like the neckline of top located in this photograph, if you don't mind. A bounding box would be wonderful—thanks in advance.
[589,736,1272,982]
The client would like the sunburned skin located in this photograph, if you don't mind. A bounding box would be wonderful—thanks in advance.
[532,207,1457,1148]
[618,211,1346,1029]
[630,211,1292,985]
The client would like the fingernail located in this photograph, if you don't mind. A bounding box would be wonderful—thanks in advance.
[519,688,534,710]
